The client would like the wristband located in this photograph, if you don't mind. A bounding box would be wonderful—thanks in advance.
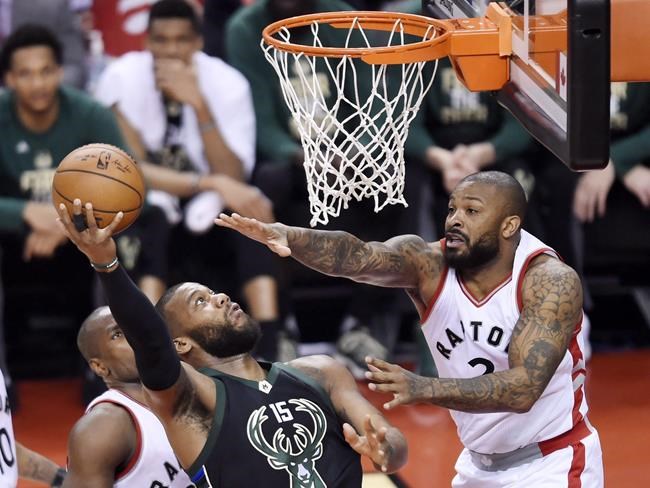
[51,467,66,487]
[90,256,119,271]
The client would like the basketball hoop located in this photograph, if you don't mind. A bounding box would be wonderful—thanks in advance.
[262,12,453,226]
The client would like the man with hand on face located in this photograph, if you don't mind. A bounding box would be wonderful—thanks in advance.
[64,307,194,488]
[216,171,604,487]
[55,199,408,488]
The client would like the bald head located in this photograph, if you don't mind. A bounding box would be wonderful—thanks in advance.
[77,306,114,362]
[457,171,527,221]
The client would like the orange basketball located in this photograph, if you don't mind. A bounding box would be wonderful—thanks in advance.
[51,143,145,234]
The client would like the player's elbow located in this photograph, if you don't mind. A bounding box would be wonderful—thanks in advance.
[384,429,409,473]
[510,387,544,413]
[511,400,535,414]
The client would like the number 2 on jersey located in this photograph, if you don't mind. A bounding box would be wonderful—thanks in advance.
[468,357,495,375]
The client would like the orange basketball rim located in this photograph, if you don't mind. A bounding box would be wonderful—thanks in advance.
[263,2,650,92]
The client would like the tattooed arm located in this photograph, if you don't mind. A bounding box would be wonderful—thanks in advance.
[16,442,64,485]
[367,256,583,413]
[291,355,408,473]
[216,213,443,290]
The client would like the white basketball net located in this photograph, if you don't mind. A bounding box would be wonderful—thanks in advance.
[262,16,438,226]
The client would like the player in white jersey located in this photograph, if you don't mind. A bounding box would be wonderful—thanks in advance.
[65,307,194,488]
[216,170,604,486]
[0,369,67,487]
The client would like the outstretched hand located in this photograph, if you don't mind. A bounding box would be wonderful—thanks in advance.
[55,200,122,265]
[343,415,392,473]
[214,213,291,257]
[365,357,434,410]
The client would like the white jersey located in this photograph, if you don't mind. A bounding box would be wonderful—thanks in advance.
[421,230,589,454]
[0,372,17,487]
[86,390,194,488]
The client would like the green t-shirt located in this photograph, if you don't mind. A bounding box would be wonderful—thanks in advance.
[0,86,129,233]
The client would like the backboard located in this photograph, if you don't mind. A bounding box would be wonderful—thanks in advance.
[423,0,610,170]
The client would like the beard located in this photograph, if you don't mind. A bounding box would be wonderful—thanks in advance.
[444,229,500,270]
[188,316,261,358]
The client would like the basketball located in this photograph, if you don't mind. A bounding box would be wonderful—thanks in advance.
[51,143,145,234]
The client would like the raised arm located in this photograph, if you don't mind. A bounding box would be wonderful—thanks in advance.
[216,213,441,290]
[291,355,407,474]
[56,201,215,468]
[367,255,583,413]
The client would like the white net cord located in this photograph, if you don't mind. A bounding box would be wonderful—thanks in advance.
[263,17,438,226]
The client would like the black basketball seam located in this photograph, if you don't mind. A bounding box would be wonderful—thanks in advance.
[52,187,142,214]
[54,168,144,206]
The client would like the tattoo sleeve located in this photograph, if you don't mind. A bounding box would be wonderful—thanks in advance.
[285,228,435,289]
[427,259,583,413]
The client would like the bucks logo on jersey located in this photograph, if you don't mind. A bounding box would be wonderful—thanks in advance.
[247,398,327,488]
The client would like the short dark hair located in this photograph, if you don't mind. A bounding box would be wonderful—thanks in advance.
[459,171,528,220]
[155,283,186,337]
[0,24,63,77]
[148,0,201,34]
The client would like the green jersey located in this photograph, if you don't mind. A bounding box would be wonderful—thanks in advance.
[0,86,128,233]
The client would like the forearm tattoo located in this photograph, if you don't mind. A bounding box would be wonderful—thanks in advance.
[16,445,58,483]
[285,228,433,288]
[429,260,582,413]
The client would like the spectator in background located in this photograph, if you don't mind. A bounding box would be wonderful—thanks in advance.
[573,82,650,221]
[0,25,168,400]
[94,0,291,361]
[226,0,421,376]
[0,0,88,88]
[571,82,650,341]
[91,0,203,59]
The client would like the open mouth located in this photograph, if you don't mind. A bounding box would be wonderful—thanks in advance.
[445,232,467,249]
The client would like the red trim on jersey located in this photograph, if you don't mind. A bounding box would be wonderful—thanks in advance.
[420,266,448,324]
[113,389,151,410]
[457,273,512,307]
[568,314,586,425]
[538,418,590,456]
[419,239,449,324]
[90,400,143,480]
[516,248,558,311]
[568,440,586,487]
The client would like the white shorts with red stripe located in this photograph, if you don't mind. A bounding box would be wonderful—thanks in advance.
[452,430,603,488]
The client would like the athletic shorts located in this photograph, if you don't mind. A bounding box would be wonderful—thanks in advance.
[452,430,603,488]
